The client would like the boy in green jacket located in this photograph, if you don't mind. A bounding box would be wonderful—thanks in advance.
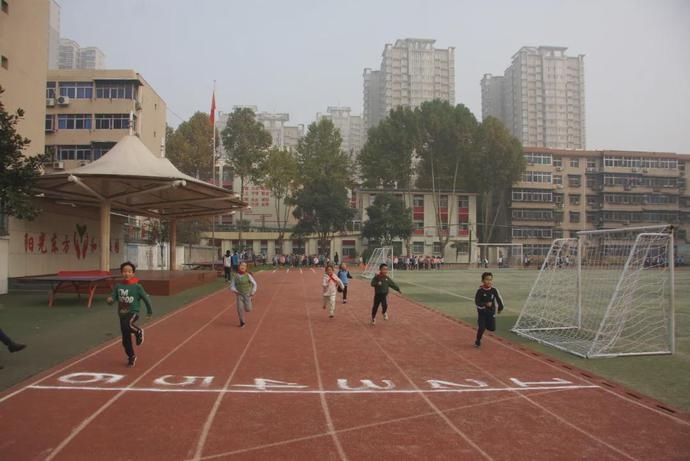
[107,261,152,367]
[370,263,401,325]
[230,261,258,328]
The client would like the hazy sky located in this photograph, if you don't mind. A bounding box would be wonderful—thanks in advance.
[59,0,690,153]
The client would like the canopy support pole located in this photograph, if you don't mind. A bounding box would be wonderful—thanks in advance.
[100,201,111,272]
[169,218,177,271]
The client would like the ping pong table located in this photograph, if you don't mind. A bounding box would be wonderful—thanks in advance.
[18,271,115,308]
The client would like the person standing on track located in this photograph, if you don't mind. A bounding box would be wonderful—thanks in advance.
[322,264,344,318]
[230,261,258,328]
[107,261,152,368]
[223,250,232,281]
[337,262,353,304]
[473,272,504,347]
[370,263,401,325]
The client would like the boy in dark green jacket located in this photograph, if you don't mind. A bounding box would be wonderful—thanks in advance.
[370,263,401,325]
[107,261,152,367]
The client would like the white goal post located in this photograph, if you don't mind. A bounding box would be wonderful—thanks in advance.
[512,225,675,358]
[361,247,394,279]
[476,243,524,268]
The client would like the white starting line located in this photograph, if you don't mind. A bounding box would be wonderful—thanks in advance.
[26,374,599,395]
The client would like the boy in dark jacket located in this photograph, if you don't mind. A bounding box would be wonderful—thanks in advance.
[107,261,152,367]
[474,272,504,347]
[370,263,401,325]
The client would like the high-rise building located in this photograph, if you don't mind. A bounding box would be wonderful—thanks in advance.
[45,69,167,170]
[316,106,364,159]
[481,46,586,149]
[58,38,105,69]
[364,38,455,130]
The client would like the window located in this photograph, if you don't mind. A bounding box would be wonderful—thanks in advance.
[512,227,553,239]
[342,240,357,258]
[568,174,581,187]
[553,175,562,185]
[95,114,131,130]
[521,171,552,183]
[413,195,424,208]
[457,195,469,209]
[56,145,92,161]
[525,152,552,165]
[95,82,136,99]
[511,189,553,203]
[553,157,562,167]
[57,114,92,130]
[587,158,597,169]
[45,115,54,132]
[412,241,424,254]
[570,158,580,168]
[512,209,553,221]
[92,142,115,160]
[569,194,581,206]
[59,82,93,99]
[46,82,56,99]
[432,242,441,254]
[439,195,448,209]
[1,55,7,70]
[569,211,580,223]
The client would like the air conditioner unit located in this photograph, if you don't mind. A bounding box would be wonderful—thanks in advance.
[642,169,648,173]
[556,184,564,189]
[52,161,64,170]
[631,168,638,173]
[555,166,563,171]
[79,160,91,166]
[46,98,55,107]
[586,167,596,172]
[57,96,70,105]
[425,230,434,237]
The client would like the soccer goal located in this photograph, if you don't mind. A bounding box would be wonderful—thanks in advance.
[361,247,394,279]
[512,225,675,358]
[476,243,524,268]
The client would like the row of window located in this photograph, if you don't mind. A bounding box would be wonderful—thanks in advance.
[521,171,552,183]
[604,194,678,205]
[512,209,553,221]
[603,156,678,170]
[512,189,552,202]
[45,114,132,131]
[602,175,679,188]
[46,81,137,100]
[48,143,116,161]
[601,211,680,223]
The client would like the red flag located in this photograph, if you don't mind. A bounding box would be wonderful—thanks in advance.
[210,91,216,126]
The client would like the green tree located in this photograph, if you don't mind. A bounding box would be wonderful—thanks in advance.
[469,116,525,243]
[292,119,354,255]
[0,86,47,229]
[361,194,412,246]
[221,107,272,246]
[291,178,354,256]
[358,106,418,189]
[414,101,479,258]
[166,112,216,180]
[261,147,298,252]
[296,118,351,185]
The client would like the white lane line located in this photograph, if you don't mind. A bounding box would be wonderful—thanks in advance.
[191,278,281,460]
[302,270,349,460]
[27,384,600,395]
[0,288,226,405]
[45,305,231,461]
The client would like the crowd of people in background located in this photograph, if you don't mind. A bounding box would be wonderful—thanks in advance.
[391,255,444,270]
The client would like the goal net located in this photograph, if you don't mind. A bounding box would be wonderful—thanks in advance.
[477,243,524,268]
[512,225,675,358]
[361,247,394,279]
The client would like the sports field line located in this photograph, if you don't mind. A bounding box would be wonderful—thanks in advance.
[406,293,690,427]
[301,273,349,460]
[399,279,476,302]
[191,388,579,460]
[343,303,494,460]
[26,384,600,395]
[191,275,282,461]
[411,326,638,460]
[0,287,227,405]
[45,303,232,461]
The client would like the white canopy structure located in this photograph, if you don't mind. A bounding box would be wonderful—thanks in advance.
[33,135,246,271]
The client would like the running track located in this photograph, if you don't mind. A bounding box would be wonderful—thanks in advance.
[1,269,689,460]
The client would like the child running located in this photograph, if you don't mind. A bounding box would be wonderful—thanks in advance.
[322,264,344,318]
[107,261,152,367]
[473,271,504,347]
[230,261,257,328]
[370,263,401,325]
[337,263,353,304]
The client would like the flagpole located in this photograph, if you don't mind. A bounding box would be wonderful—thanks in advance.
[211,81,216,256]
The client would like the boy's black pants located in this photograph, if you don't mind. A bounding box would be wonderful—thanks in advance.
[224,267,231,280]
[476,308,496,341]
[371,293,388,318]
[119,312,141,359]
[342,285,348,301]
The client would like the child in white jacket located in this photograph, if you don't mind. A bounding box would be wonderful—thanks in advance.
[322,264,344,318]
